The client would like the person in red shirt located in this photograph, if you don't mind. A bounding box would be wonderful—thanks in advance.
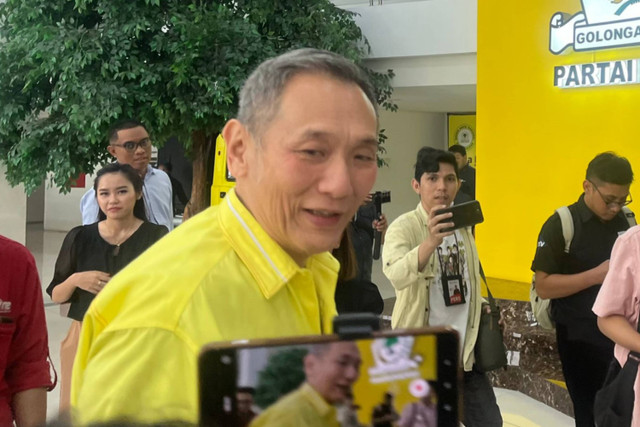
[0,235,54,427]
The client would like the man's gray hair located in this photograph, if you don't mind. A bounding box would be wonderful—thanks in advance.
[237,48,378,137]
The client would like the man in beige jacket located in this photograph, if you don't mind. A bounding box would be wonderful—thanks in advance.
[382,147,501,427]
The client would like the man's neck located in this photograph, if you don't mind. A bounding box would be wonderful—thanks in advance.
[138,165,148,178]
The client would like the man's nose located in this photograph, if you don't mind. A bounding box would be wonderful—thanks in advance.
[345,365,359,381]
[319,157,354,198]
[134,143,146,154]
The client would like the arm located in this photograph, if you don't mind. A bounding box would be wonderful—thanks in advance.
[382,207,453,290]
[372,213,388,245]
[72,315,199,424]
[531,211,605,299]
[7,247,52,426]
[535,260,609,299]
[47,227,110,303]
[593,228,640,351]
[598,315,640,353]
[80,189,100,225]
[12,388,47,427]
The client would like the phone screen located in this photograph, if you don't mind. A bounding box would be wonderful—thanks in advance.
[435,200,484,232]
[199,328,459,427]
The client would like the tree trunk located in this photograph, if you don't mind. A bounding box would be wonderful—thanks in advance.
[187,130,214,218]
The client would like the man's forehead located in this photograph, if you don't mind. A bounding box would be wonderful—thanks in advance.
[115,126,149,141]
[425,165,456,176]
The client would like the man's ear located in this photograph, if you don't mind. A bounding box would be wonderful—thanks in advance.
[303,353,316,379]
[222,119,252,179]
[107,144,117,158]
[582,179,590,193]
[411,178,420,195]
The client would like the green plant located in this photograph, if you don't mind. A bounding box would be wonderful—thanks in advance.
[0,0,395,213]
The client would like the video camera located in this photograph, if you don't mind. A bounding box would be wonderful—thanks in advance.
[371,191,391,260]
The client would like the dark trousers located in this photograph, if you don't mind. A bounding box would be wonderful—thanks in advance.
[556,323,613,427]
[463,368,503,427]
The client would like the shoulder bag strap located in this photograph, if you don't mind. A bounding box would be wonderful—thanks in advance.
[622,206,636,227]
[478,262,498,313]
[555,206,574,254]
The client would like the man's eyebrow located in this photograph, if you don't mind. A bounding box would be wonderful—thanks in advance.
[298,129,379,146]
[121,137,150,144]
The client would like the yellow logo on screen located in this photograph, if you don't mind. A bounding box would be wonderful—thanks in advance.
[368,337,424,384]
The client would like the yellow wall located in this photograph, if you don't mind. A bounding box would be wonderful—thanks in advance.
[477,0,640,283]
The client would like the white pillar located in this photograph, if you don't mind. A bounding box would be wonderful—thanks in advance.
[0,164,27,244]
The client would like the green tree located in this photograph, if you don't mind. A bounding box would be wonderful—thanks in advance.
[254,347,308,409]
[0,0,395,214]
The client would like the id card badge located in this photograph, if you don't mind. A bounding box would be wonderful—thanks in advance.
[442,274,466,306]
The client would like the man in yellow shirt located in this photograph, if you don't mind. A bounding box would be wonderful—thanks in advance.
[71,48,380,424]
[251,341,362,427]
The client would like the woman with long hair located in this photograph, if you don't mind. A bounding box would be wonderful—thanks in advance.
[47,163,168,412]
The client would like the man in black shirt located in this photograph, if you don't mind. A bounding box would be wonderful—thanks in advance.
[349,195,388,282]
[371,392,399,427]
[531,152,634,427]
[448,145,475,202]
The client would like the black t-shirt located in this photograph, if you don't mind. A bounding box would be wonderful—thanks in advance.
[349,203,376,282]
[47,221,168,321]
[458,164,476,200]
[371,403,397,427]
[531,194,631,344]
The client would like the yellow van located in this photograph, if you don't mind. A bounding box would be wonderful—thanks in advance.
[210,134,236,206]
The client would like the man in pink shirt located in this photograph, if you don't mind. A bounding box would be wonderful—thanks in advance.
[593,225,640,427]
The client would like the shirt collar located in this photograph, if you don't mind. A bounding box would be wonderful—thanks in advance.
[219,189,339,300]
[575,193,595,223]
[144,164,155,179]
[300,382,337,418]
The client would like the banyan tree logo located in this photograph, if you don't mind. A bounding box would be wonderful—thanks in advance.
[550,0,640,54]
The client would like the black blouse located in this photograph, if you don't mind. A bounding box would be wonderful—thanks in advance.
[47,221,168,321]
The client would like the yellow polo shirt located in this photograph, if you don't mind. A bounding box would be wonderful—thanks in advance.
[71,189,339,424]
[250,383,339,427]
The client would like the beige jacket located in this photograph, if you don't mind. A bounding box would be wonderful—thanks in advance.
[382,203,483,371]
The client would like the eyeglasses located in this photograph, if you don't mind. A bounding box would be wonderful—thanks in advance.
[588,180,632,208]
[111,138,151,152]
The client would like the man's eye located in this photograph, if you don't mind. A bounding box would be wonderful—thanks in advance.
[355,153,376,162]
[300,149,323,158]
[123,142,135,150]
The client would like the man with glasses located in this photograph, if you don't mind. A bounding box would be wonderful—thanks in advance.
[80,119,173,230]
[531,152,634,427]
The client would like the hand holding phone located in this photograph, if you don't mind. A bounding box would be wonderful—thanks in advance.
[434,200,484,233]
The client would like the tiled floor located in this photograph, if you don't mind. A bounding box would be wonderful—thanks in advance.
[26,223,573,426]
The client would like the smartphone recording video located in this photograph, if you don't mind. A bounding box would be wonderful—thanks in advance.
[199,327,459,427]
[434,200,484,232]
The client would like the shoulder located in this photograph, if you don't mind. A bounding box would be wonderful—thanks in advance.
[388,208,423,234]
[539,210,562,233]
[617,225,640,246]
[0,235,34,266]
[141,221,169,236]
[148,167,171,184]
[81,187,96,201]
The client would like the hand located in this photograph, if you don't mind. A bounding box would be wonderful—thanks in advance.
[73,271,111,295]
[372,214,388,233]
[483,304,507,330]
[427,205,455,247]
